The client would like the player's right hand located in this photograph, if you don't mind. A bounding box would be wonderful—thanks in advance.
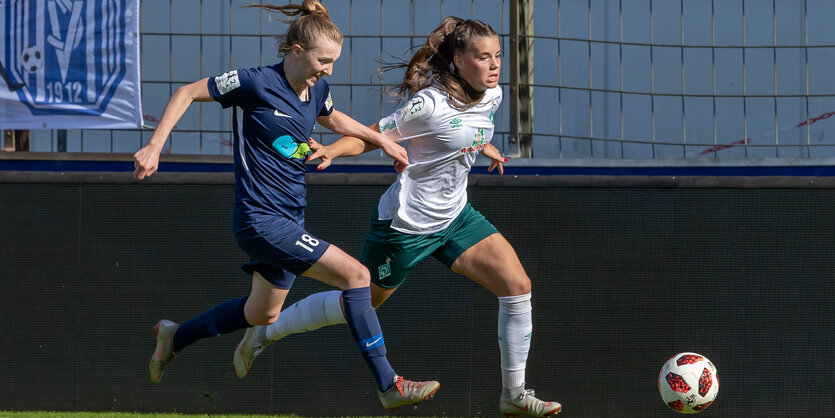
[482,143,508,175]
[133,143,162,180]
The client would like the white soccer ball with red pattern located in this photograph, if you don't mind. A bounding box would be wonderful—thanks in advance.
[658,352,718,413]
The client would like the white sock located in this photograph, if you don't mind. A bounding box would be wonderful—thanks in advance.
[498,292,533,391]
[265,290,346,341]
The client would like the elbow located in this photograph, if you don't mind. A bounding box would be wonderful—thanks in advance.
[173,84,191,97]
[175,82,206,103]
[171,85,195,105]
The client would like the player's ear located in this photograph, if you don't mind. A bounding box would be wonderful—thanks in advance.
[291,44,304,56]
[453,54,463,70]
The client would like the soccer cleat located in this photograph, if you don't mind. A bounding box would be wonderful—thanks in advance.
[233,325,270,378]
[500,387,562,417]
[378,375,440,411]
[149,319,179,383]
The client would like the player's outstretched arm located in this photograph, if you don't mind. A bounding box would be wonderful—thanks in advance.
[317,110,409,168]
[307,123,385,171]
[133,78,213,180]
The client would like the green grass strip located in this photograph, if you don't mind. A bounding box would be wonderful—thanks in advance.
[0,413,297,418]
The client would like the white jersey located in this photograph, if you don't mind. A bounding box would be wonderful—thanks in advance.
[376,84,502,234]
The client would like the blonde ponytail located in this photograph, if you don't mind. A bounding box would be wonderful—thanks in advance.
[244,1,342,57]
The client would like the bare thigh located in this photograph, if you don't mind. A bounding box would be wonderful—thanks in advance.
[301,244,371,290]
[371,282,398,308]
[245,271,290,325]
[451,233,531,297]
[246,245,372,325]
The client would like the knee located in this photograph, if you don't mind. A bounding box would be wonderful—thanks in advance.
[505,275,531,296]
[246,308,281,326]
[342,262,371,289]
[262,311,280,325]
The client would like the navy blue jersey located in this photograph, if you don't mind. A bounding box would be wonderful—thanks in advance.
[207,62,334,226]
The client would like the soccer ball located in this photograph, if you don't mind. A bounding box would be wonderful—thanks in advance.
[20,45,43,73]
[658,352,719,413]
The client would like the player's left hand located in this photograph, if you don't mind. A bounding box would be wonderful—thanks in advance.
[482,143,508,175]
[379,139,410,169]
[307,137,334,170]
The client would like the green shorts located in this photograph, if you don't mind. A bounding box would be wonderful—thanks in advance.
[360,203,499,289]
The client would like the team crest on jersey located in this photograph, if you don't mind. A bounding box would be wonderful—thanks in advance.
[473,128,486,145]
[460,128,489,153]
[401,96,425,121]
[2,0,129,115]
[324,92,333,111]
[215,70,240,95]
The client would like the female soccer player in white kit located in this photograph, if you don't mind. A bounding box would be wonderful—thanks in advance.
[233,16,562,417]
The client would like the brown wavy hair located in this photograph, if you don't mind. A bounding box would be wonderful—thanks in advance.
[379,17,498,110]
[244,0,343,57]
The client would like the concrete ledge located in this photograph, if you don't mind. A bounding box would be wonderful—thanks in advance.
[2,170,835,188]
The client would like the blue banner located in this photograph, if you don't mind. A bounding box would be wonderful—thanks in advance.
[1,0,140,129]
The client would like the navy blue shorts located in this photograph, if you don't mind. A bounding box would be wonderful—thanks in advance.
[234,215,330,289]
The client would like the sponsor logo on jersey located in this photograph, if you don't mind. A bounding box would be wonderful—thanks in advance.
[401,96,425,121]
[450,117,462,128]
[379,117,396,133]
[460,142,489,153]
[215,70,240,95]
[274,109,292,118]
[271,134,310,159]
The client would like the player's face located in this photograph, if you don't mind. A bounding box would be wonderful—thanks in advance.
[290,38,342,88]
[454,36,501,92]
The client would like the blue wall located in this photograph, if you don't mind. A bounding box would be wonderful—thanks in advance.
[26,0,835,161]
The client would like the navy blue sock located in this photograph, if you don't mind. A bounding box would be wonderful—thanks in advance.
[341,287,397,392]
[172,297,250,352]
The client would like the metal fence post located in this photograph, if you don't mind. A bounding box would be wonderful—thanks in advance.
[509,0,533,158]
[509,0,519,156]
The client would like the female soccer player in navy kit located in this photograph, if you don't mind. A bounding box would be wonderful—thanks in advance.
[232,17,562,416]
[132,1,439,410]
